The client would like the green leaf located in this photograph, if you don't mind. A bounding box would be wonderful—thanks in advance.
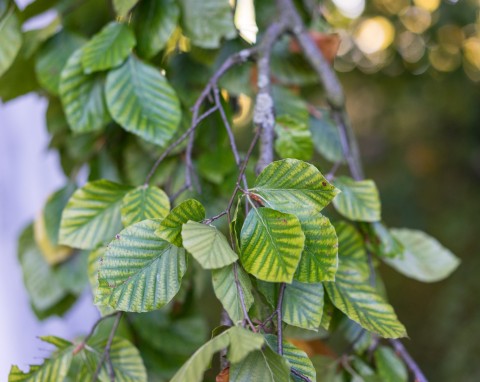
[333,176,381,222]
[59,48,111,133]
[18,225,69,312]
[121,185,170,226]
[43,183,76,246]
[264,334,316,382]
[88,247,115,315]
[0,6,22,77]
[310,110,344,163]
[283,281,324,330]
[229,346,291,382]
[324,224,406,338]
[384,229,460,282]
[9,336,73,382]
[81,22,135,73]
[182,221,238,269]
[374,346,408,382]
[55,251,89,295]
[113,0,139,17]
[171,326,264,382]
[294,212,338,283]
[178,0,236,49]
[155,199,205,246]
[105,55,181,146]
[212,264,253,323]
[98,219,187,312]
[133,0,179,58]
[362,222,404,259]
[59,180,132,249]
[272,86,309,123]
[250,159,339,216]
[275,115,313,161]
[35,31,85,95]
[240,207,305,283]
[79,337,147,381]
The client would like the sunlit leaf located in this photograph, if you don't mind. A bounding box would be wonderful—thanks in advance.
[121,185,170,226]
[182,221,238,269]
[333,176,381,222]
[113,0,139,18]
[105,55,181,146]
[59,180,132,249]
[81,22,135,73]
[384,229,460,282]
[98,219,187,312]
[240,207,305,283]
[155,199,205,247]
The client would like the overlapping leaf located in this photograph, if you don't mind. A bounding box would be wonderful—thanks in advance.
[182,221,238,269]
[105,55,181,146]
[212,264,253,323]
[274,115,313,161]
[171,326,264,382]
[134,0,179,58]
[250,159,339,215]
[59,48,111,133]
[178,0,236,49]
[113,0,139,18]
[324,223,406,338]
[240,207,305,283]
[333,176,381,222]
[98,219,187,312]
[59,180,132,249]
[374,346,408,382]
[282,281,324,330]
[78,337,147,381]
[310,110,344,163]
[81,22,135,73]
[35,31,85,95]
[0,6,22,77]
[121,185,170,226]
[384,229,460,282]
[9,337,73,382]
[264,335,316,382]
[294,212,338,283]
[155,199,205,246]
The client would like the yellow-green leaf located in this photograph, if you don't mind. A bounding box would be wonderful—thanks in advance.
[240,207,305,283]
[121,185,170,226]
[275,115,313,161]
[282,281,324,330]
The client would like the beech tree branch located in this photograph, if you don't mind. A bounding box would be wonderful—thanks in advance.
[389,339,428,382]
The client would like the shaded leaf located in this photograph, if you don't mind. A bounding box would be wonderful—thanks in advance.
[294,212,338,283]
[333,176,381,222]
[182,221,238,269]
[178,0,236,49]
[105,55,181,146]
[98,219,187,312]
[240,207,305,283]
[59,48,111,133]
[155,199,205,247]
[81,22,135,73]
[121,185,170,226]
[374,346,408,382]
[113,0,139,18]
[283,281,324,330]
[59,180,132,249]
[250,159,339,215]
[212,264,254,323]
[384,229,460,282]
[310,110,344,163]
[35,31,85,95]
[275,115,313,161]
[0,6,22,77]
[133,0,179,58]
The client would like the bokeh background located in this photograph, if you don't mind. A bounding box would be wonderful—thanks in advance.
[1,0,479,380]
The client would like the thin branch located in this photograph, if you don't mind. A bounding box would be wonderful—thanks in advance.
[276,283,287,355]
[233,263,257,332]
[91,312,123,382]
[389,339,429,382]
[73,312,119,355]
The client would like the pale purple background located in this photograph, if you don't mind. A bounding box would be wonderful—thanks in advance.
[0,2,98,377]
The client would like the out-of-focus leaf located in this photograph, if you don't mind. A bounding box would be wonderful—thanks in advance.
[0,6,22,77]
[374,346,408,382]
[178,0,236,49]
[240,207,305,283]
[310,110,344,164]
[275,115,313,161]
[384,229,460,282]
[113,0,139,18]
[105,55,181,146]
